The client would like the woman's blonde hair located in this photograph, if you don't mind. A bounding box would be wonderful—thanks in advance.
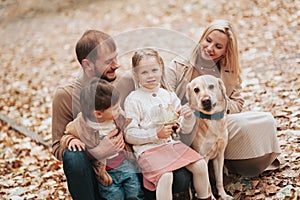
[132,48,172,90]
[192,20,241,82]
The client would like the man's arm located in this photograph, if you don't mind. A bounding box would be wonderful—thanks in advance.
[52,87,74,161]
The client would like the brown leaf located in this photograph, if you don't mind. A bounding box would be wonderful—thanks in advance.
[11,160,22,169]
[265,184,278,195]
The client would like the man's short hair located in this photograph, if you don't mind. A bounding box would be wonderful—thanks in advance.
[80,78,120,119]
[75,30,116,65]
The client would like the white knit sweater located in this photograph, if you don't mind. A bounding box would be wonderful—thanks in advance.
[124,85,196,158]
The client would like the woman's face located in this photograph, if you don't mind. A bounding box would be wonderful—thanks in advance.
[200,30,228,62]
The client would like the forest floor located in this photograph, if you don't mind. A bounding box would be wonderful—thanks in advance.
[0,0,299,199]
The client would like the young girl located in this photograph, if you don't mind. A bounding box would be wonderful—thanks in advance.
[124,48,213,200]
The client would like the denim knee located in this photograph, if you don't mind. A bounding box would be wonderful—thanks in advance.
[63,149,91,174]
[98,184,124,200]
[62,149,100,200]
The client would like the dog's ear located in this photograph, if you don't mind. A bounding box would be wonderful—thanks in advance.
[218,78,229,109]
[186,82,191,105]
[218,78,226,98]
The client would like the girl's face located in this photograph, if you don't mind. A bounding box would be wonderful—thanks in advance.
[134,56,162,90]
[200,30,228,62]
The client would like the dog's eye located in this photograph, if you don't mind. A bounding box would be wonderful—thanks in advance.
[208,84,214,90]
[194,87,200,93]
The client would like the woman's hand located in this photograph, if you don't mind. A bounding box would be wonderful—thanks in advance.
[68,138,86,151]
[157,125,173,139]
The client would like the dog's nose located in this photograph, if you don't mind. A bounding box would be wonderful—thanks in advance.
[201,97,212,111]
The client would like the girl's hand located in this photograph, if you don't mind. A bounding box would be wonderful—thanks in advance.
[157,125,173,139]
[178,104,193,119]
[68,138,86,151]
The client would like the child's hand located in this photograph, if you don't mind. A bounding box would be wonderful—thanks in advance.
[88,129,125,160]
[178,104,193,119]
[105,129,125,153]
[68,138,86,151]
[157,125,173,139]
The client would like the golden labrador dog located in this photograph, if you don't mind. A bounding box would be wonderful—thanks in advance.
[186,75,233,200]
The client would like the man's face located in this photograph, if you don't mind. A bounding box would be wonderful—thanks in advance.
[93,46,119,82]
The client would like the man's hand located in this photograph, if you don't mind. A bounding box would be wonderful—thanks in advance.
[68,138,86,151]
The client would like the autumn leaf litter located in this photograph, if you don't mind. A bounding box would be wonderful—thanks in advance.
[0,0,299,199]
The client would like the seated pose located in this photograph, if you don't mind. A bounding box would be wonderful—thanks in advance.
[52,29,191,199]
[124,48,213,200]
[61,78,143,200]
[167,19,281,177]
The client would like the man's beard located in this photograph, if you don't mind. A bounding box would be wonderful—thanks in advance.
[101,74,116,82]
[94,67,116,82]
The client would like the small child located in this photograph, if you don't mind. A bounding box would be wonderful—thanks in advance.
[124,48,213,200]
[60,78,143,200]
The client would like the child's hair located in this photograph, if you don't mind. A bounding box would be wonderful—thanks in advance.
[80,78,120,119]
[131,48,171,91]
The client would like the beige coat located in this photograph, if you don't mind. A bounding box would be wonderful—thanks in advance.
[166,56,281,176]
[52,71,135,161]
[167,56,244,114]
[61,112,135,186]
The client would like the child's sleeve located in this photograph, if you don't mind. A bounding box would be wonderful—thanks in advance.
[124,94,159,145]
[171,92,196,134]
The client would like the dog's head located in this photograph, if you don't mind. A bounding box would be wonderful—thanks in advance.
[186,75,227,115]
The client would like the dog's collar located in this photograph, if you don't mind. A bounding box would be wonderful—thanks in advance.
[194,110,226,120]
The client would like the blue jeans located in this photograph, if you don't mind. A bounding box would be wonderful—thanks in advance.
[98,159,144,200]
[62,149,192,199]
[63,149,100,200]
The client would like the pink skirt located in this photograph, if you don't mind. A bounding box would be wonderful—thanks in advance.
[138,142,203,191]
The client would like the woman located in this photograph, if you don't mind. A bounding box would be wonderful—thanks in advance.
[167,19,281,177]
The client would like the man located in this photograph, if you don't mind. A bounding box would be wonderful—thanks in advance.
[52,30,191,200]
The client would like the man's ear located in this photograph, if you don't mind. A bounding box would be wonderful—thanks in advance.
[82,59,93,72]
